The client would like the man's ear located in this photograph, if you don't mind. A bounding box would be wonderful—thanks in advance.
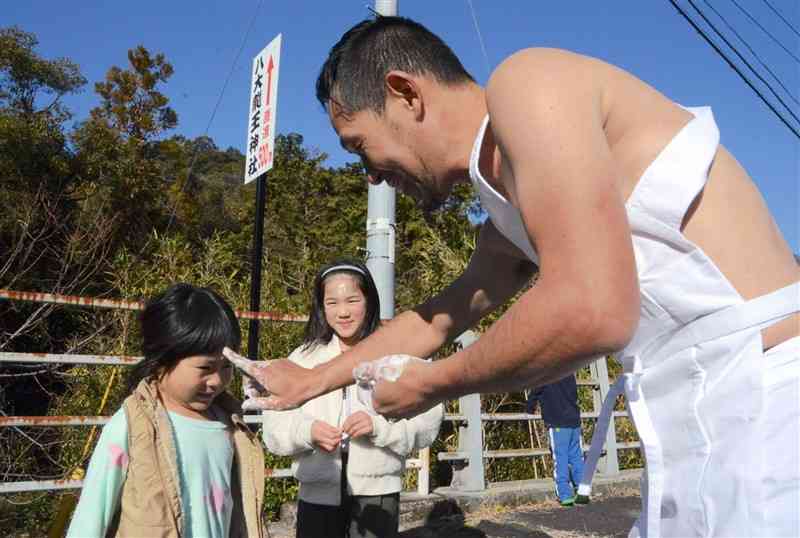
[385,70,424,120]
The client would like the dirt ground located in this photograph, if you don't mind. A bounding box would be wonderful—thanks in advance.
[269,488,641,538]
[399,494,640,538]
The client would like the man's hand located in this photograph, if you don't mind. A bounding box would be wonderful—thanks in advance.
[341,411,373,439]
[310,420,342,453]
[370,358,442,419]
[223,347,319,411]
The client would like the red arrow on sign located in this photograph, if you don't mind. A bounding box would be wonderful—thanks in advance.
[266,55,275,106]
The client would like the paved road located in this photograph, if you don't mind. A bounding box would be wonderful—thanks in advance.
[269,492,641,538]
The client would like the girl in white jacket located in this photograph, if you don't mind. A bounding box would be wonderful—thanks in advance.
[263,259,443,538]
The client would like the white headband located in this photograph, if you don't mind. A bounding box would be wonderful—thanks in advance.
[320,264,366,279]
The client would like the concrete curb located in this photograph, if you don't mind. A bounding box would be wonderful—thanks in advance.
[274,469,642,530]
[400,469,642,525]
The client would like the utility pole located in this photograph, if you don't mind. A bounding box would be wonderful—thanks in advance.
[367,0,398,320]
[244,36,281,359]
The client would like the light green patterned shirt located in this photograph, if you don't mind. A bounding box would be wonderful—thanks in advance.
[67,407,235,537]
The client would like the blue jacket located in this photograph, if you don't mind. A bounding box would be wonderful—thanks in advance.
[527,375,581,428]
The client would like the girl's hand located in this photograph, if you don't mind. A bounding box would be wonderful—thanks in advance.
[311,420,342,453]
[341,411,373,439]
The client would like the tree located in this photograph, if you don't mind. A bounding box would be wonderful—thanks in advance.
[0,26,111,354]
[0,29,115,533]
[91,46,177,141]
[0,26,85,120]
[71,45,179,249]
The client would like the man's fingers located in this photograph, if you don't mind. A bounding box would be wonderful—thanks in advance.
[243,377,266,399]
[223,347,262,379]
[241,395,297,412]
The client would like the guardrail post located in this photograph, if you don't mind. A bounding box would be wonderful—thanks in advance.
[450,331,485,492]
[590,356,620,475]
[417,447,430,495]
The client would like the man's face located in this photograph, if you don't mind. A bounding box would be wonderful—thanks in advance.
[328,101,451,213]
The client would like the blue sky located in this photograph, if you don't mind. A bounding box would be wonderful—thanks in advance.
[6,1,798,251]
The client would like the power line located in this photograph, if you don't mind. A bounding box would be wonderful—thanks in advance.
[728,0,800,64]
[165,0,265,230]
[705,0,799,105]
[761,0,800,38]
[684,0,800,126]
[131,0,265,290]
[466,0,492,78]
[667,0,800,139]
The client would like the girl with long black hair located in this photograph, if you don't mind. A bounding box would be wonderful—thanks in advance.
[262,258,443,538]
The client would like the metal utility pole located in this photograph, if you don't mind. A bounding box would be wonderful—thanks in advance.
[244,35,282,359]
[248,177,266,359]
[367,0,398,320]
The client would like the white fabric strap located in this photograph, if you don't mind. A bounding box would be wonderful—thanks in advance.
[627,106,719,232]
[650,282,799,362]
[577,377,625,496]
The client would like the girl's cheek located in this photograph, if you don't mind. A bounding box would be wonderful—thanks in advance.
[221,369,233,388]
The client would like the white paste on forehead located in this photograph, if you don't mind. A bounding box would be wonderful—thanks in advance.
[335,281,350,293]
[325,273,357,285]
[324,274,359,296]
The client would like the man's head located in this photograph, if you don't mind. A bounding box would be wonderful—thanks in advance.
[317,17,475,212]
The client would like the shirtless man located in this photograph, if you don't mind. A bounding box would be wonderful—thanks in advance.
[229,17,799,537]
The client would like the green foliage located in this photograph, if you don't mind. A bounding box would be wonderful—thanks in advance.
[0,26,85,120]
[0,25,108,362]
[91,46,177,140]
[1,27,641,535]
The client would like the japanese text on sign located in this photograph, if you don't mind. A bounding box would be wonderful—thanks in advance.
[244,34,281,183]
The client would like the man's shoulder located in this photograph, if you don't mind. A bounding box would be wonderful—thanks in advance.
[489,48,598,88]
[485,47,608,128]
[498,47,585,66]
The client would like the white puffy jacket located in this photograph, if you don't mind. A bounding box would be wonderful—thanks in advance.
[262,336,444,506]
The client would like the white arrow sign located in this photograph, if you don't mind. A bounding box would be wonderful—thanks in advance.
[244,34,281,184]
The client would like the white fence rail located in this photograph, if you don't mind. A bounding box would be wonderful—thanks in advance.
[1,291,639,497]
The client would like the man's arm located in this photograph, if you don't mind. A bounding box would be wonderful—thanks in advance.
[373,49,640,416]
[314,221,536,395]
[225,221,535,410]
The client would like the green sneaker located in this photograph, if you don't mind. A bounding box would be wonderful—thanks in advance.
[559,496,576,506]
[575,494,590,505]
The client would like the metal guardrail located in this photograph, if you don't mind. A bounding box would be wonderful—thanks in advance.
[0,352,141,365]
[434,332,640,492]
[0,289,433,497]
[1,291,638,497]
[443,411,630,422]
[437,390,639,489]
[0,289,309,322]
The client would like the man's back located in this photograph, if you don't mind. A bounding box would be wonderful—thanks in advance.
[493,49,799,349]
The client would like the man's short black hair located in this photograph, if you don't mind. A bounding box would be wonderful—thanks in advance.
[316,16,474,115]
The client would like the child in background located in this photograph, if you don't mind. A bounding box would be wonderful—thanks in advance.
[67,283,268,538]
[527,374,587,507]
[244,259,443,538]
